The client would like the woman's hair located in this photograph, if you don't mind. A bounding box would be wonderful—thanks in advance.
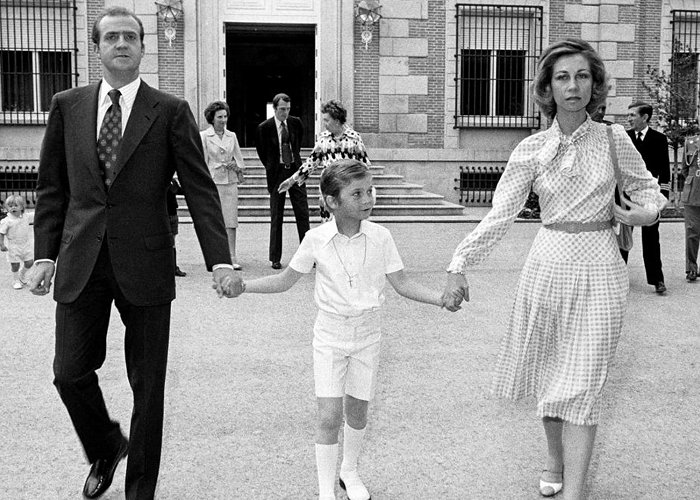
[532,38,609,120]
[320,159,371,201]
[320,100,347,124]
[203,101,230,125]
[3,195,26,212]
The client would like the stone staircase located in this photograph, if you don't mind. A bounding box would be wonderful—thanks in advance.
[177,148,466,222]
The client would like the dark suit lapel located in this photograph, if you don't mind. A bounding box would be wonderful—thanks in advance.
[270,119,280,155]
[71,84,103,188]
[112,82,157,181]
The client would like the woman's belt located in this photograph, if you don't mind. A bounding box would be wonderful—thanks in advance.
[543,220,613,233]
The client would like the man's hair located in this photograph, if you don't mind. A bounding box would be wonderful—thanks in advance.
[320,100,347,125]
[272,93,291,109]
[532,38,609,120]
[91,7,145,46]
[628,101,653,122]
[203,101,230,125]
[320,159,371,202]
[3,194,26,212]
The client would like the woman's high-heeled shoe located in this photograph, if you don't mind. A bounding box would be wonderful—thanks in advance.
[539,469,563,497]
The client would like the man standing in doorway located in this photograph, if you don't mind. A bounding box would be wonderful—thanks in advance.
[626,101,671,294]
[255,93,310,269]
[30,7,242,499]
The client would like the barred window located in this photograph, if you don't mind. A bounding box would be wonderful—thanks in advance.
[454,4,542,128]
[671,10,700,121]
[0,1,78,124]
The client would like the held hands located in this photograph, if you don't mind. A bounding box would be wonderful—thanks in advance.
[29,261,55,296]
[614,196,660,226]
[212,268,245,298]
[0,243,7,252]
[277,177,294,194]
[441,272,470,312]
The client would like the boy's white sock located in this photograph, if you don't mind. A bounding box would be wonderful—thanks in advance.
[18,267,28,283]
[339,424,370,500]
[340,423,366,475]
[315,443,338,499]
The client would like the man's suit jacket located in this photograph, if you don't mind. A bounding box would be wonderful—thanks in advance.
[627,127,671,197]
[255,116,304,193]
[35,81,230,306]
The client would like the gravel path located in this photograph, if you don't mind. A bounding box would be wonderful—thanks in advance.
[1,220,697,499]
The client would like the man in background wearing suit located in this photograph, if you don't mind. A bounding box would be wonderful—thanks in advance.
[255,93,310,269]
[30,7,242,499]
[626,101,671,294]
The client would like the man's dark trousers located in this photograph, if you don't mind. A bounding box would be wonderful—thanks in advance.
[269,164,310,263]
[619,224,664,284]
[54,241,170,498]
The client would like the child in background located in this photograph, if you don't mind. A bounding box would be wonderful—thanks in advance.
[236,160,465,500]
[0,195,35,289]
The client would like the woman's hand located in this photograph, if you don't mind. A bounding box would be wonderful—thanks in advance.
[614,196,660,226]
[441,272,469,311]
[224,161,238,172]
[278,177,294,193]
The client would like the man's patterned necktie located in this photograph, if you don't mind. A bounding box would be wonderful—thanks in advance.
[97,89,122,188]
[280,121,293,165]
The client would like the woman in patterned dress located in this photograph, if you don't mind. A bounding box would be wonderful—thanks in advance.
[200,101,245,269]
[277,100,370,219]
[443,39,666,499]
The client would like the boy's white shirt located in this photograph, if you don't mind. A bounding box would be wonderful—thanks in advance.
[289,219,404,317]
[0,211,34,242]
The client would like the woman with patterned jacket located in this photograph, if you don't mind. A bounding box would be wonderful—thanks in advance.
[277,100,370,219]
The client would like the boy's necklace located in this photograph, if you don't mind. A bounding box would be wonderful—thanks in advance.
[332,235,366,288]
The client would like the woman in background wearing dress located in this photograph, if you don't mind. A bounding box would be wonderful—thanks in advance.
[443,39,666,499]
[201,101,245,270]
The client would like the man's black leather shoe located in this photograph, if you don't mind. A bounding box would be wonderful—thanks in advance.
[83,437,128,499]
[271,261,282,270]
[687,270,697,282]
[655,282,667,294]
[174,266,187,277]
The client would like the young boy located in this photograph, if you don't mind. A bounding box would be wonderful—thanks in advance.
[233,160,465,499]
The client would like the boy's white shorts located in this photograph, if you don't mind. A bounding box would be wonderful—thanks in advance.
[6,241,33,264]
[312,308,382,401]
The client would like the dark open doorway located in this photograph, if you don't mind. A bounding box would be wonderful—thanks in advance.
[225,23,315,148]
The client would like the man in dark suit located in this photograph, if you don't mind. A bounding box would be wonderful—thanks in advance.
[255,93,310,269]
[626,101,671,294]
[30,7,243,499]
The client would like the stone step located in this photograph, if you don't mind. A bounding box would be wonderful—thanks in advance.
[195,183,426,197]
[178,202,465,219]
[238,173,403,185]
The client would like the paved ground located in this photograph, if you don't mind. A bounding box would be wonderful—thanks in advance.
[1,217,698,499]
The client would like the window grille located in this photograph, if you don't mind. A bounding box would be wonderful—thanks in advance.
[454,4,542,128]
[671,10,700,121]
[454,165,504,206]
[0,0,78,124]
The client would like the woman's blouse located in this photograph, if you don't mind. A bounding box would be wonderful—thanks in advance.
[447,117,668,273]
[292,126,370,184]
[200,126,245,185]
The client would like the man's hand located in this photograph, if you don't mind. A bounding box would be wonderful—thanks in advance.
[441,272,470,312]
[277,177,294,193]
[212,268,244,298]
[30,261,55,296]
[0,243,7,252]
